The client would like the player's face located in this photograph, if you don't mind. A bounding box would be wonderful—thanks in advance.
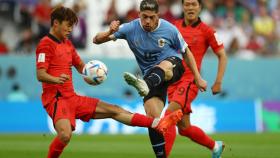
[54,20,73,40]
[139,10,159,32]
[182,0,201,22]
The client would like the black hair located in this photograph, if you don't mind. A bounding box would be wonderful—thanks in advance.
[140,0,159,12]
[51,6,78,26]
[181,0,202,5]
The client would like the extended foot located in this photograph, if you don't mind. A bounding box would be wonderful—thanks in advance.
[155,109,183,135]
[123,72,149,97]
[212,141,225,158]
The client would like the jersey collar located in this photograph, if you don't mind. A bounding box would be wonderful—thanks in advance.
[182,17,201,28]
[48,33,62,44]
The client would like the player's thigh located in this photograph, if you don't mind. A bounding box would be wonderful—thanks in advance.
[157,60,173,68]
[167,101,182,112]
[45,97,75,129]
[94,100,131,118]
[74,95,100,121]
[144,97,164,117]
[157,60,174,76]
[159,57,185,82]
[169,81,198,113]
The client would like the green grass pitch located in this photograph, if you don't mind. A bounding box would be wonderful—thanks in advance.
[0,133,279,158]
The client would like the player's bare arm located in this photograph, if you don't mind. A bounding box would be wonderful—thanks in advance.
[93,20,120,44]
[74,61,85,74]
[183,47,207,92]
[212,48,227,95]
[36,69,70,84]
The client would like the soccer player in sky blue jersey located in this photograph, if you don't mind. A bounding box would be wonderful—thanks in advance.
[113,18,186,76]
[93,0,207,157]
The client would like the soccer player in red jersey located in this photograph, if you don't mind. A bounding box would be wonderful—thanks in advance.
[35,6,182,158]
[164,0,228,157]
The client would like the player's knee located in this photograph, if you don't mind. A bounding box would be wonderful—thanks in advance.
[164,69,173,81]
[58,131,72,144]
[156,61,173,81]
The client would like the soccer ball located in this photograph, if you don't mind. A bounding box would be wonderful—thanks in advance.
[82,60,108,85]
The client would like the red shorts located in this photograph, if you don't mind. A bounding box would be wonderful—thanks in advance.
[168,79,198,114]
[44,93,99,130]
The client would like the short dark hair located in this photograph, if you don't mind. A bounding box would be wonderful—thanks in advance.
[181,0,202,5]
[51,6,78,26]
[140,0,159,12]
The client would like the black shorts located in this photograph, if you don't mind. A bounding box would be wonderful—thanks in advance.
[143,56,185,103]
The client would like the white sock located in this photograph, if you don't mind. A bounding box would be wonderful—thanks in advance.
[213,141,219,152]
[151,118,160,128]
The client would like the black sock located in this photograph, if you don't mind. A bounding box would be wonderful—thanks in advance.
[148,128,166,158]
[144,67,165,89]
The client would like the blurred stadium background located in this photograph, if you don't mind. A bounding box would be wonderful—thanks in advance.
[0,0,279,157]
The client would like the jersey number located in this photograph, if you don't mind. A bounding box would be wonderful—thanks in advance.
[144,52,158,62]
[177,87,185,96]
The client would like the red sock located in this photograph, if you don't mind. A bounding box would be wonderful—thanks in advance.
[179,125,215,150]
[164,110,177,157]
[47,136,67,158]
[130,113,154,127]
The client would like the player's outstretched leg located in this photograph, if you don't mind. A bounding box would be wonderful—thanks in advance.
[123,72,149,96]
[212,141,225,158]
[129,109,183,135]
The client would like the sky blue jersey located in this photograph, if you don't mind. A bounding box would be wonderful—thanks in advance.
[113,18,188,75]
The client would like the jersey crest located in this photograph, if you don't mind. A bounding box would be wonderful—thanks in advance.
[158,38,165,48]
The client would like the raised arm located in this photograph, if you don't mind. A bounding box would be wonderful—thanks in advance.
[183,47,207,92]
[93,20,120,44]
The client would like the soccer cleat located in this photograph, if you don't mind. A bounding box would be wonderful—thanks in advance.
[123,72,149,97]
[212,141,225,158]
[155,109,183,135]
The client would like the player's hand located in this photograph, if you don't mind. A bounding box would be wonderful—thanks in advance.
[195,78,207,92]
[109,20,120,34]
[211,82,222,95]
[56,74,70,84]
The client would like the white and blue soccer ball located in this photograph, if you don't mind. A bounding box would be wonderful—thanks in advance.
[82,60,108,85]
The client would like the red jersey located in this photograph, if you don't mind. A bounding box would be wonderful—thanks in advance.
[36,34,82,106]
[173,18,224,80]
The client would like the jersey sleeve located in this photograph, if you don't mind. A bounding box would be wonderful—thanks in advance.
[113,22,133,40]
[207,28,224,53]
[36,42,53,70]
[172,28,188,54]
[72,46,82,67]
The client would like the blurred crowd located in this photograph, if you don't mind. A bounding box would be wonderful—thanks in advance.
[0,0,87,55]
[0,0,280,59]
[101,0,280,58]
